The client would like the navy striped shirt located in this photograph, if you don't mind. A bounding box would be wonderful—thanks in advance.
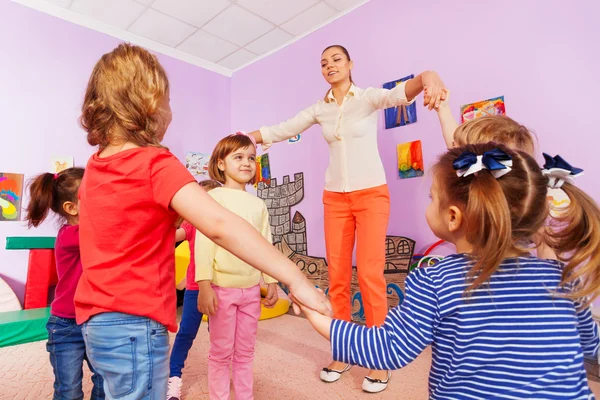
[331,255,599,399]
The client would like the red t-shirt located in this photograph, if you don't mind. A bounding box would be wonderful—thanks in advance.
[51,224,82,319]
[75,147,195,332]
[181,222,199,291]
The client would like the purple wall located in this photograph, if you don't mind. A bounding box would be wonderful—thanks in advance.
[231,0,600,265]
[2,0,599,307]
[0,0,230,303]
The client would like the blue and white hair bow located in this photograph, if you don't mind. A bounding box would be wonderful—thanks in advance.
[453,148,513,178]
[542,153,583,188]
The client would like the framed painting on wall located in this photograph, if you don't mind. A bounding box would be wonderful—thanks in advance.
[460,96,505,123]
[0,173,24,221]
[383,74,417,129]
[397,140,424,179]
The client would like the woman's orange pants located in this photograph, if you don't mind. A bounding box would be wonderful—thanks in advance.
[323,184,390,328]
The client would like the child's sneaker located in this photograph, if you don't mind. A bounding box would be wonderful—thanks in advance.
[167,376,182,400]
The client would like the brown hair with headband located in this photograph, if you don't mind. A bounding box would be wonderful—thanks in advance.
[208,135,256,185]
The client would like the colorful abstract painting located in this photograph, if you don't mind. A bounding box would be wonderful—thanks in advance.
[397,140,424,179]
[288,134,302,144]
[185,152,210,177]
[460,96,506,123]
[254,154,271,189]
[383,74,417,129]
[51,156,74,173]
[0,173,24,221]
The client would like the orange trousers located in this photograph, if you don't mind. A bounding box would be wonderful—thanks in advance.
[323,184,390,328]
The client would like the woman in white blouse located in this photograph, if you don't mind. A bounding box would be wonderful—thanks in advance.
[249,45,446,393]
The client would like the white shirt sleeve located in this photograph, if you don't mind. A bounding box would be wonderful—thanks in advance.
[259,104,318,146]
[363,81,416,110]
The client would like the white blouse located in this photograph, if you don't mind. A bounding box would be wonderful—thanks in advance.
[260,83,414,192]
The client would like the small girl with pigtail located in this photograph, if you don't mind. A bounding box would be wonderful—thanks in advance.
[299,143,599,399]
[26,168,104,400]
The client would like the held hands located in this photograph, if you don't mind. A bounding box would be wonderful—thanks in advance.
[288,279,333,317]
[290,290,333,340]
[261,283,279,308]
[421,71,448,110]
[197,281,218,316]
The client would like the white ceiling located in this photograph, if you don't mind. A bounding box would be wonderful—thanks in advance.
[13,0,370,76]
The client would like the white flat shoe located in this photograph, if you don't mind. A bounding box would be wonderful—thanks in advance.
[319,364,352,383]
[362,370,391,393]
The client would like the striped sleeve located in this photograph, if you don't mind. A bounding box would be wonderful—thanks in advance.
[574,302,599,357]
[330,269,438,370]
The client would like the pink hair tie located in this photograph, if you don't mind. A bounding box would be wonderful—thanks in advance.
[233,131,257,148]
[53,173,59,180]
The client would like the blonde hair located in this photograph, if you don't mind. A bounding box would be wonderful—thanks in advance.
[80,43,170,150]
[208,135,256,185]
[454,116,536,156]
[544,183,600,305]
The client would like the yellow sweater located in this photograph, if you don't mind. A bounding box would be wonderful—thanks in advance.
[195,187,277,288]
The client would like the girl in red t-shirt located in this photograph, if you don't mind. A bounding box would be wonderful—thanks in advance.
[26,168,105,400]
[76,43,330,400]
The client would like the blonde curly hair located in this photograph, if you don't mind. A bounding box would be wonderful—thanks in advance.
[80,43,170,150]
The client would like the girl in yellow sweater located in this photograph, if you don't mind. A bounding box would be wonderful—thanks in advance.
[196,133,278,400]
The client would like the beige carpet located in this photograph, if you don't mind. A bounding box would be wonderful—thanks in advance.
[0,314,598,399]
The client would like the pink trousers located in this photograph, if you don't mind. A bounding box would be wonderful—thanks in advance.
[208,284,261,400]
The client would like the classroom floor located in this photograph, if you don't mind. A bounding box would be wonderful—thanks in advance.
[0,313,598,400]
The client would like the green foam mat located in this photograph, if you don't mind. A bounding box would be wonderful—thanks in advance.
[5,237,56,250]
[0,307,50,347]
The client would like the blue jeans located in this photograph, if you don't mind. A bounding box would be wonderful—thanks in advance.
[46,315,105,400]
[82,313,169,400]
[169,289,203,377]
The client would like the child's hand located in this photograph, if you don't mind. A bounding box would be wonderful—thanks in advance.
[262,283,279,308]
[433,89,450,112]
[197,282,218,316]
[293,296,333,341]
[289,280,333,317]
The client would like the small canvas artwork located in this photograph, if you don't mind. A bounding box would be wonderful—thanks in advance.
[460,96,506,123]
[51,157,74,173]
[383,74,417,129]
[397,140,424,179]
[0,173,24,221]
[254,154,271,189]
[547,188,571,218]
[185,152,210,177]
[288,134,302,144]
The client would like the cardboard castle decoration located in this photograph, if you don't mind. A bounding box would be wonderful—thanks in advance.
[277,235,415,324]
[257,173,307,255]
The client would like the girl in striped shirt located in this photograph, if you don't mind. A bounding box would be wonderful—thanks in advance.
[299,142,600,399]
